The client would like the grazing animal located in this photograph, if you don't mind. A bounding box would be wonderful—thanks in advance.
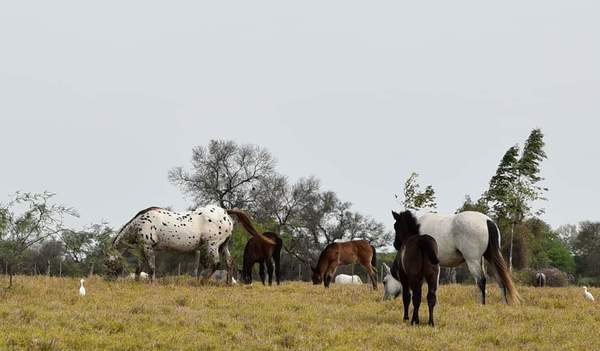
[233,212,283,285]
[311,240,378,290]
[392,210,519,305]
[110,205,274,284]
[583,286,595,302]
[79,279,86,296]
[391,211,440,326]
[334,274,363,284]
[535,272,546,287]
[382,263,402,301]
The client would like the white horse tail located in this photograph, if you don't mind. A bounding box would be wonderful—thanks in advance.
[484,220,521,304]
[226,209,276,245]
[113,207,162,248]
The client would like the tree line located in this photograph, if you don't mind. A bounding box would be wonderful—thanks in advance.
[1,130,599,287]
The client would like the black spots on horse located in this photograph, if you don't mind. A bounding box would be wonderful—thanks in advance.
[162,222,167,226]
[208,219,212,222]
[210,209,215,213]
[145,235,149,240]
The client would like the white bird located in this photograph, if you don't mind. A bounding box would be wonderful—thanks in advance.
[583,286,594,302]
[79,279,86,296]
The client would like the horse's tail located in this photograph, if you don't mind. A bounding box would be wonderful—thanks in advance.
[484,219,521,304]
[227,209,276,245]
[370,245,378,271]
[113,206,162,249]
[417,235,440,265]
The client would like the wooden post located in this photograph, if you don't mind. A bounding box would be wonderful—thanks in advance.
[59,260,62,277]
[298,264,301,281]
[89,263,94,276]
[33,263,37,275]
[178,263,181,276]
[47,260,51,276]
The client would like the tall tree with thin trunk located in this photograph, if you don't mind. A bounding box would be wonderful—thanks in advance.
[485,129,547,271]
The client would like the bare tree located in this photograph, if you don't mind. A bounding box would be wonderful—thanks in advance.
[169,140,276,210]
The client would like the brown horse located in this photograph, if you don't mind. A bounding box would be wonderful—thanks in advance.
[226,209,282,285]
[311,240,377,290]
[391,210,440,326]
[241,231,283,285]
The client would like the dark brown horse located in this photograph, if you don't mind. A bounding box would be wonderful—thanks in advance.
[311,240,377,290]
[226,209,282,285]
[391,211,440,326]
[241,231,283,285]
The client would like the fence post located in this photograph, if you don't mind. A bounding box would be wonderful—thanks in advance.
[59,260,62,277]
[178,263,181,276]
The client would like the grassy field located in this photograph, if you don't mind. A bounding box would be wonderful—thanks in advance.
[0,276,598,351]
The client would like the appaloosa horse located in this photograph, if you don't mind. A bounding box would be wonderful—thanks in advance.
[311,240,378,290]
[110,205,273,283]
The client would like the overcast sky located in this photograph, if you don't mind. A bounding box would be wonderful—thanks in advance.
[1,1,598,232]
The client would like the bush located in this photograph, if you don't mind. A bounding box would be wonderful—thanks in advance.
[515,267,570,287]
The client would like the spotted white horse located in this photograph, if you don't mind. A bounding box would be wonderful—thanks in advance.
[110,205,272,283]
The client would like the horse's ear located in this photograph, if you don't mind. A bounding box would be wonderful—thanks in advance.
[392,211,401,221]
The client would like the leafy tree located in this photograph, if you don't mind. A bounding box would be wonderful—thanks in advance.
[0,192,78,287]
[571,222,600,278]
[169,140,276,210]
[456,195,489,214]
[397,172,437,211]
[484,129,547,271]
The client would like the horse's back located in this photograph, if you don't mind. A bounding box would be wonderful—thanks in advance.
[419,211,492,266]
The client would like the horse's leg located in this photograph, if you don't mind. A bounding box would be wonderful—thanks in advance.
[367,265,378,290]
[142,245,156,283]
[426,268,439,327]
[258,261,267,285]
[410,285,422,325]
[200,243,220,283]
[219,242,233,285]
[266,259,274,286]
[194,250,202,280]
[400,277,411,321]
[466,258,486,305]
[273,252,281,286]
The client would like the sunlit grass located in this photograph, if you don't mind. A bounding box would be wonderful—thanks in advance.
[0,276,598,350]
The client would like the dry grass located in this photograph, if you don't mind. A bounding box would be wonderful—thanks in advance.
[1,276,599,350]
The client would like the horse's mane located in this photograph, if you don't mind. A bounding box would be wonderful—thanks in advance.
[398,211,420,236]
[113,206,163,245]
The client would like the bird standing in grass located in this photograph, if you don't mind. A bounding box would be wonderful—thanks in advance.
[79,279,86,296]
[583,286,594,302]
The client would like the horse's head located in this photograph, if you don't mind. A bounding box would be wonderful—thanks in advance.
[310,265,322,285]
[391,210,421,250]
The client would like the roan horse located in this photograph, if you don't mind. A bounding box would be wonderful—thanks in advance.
[109,205,274,283]
[234,212,283,285]
[311,240,377,290]
[391,211,440,326]
[392,210,520,304]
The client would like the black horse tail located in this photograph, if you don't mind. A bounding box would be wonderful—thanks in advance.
[417,235,440,265]
[484,219,521,304]
[370,245,377,271]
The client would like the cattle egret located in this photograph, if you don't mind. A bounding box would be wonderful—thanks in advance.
[583,286,594,302]
[79,279,86,296]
